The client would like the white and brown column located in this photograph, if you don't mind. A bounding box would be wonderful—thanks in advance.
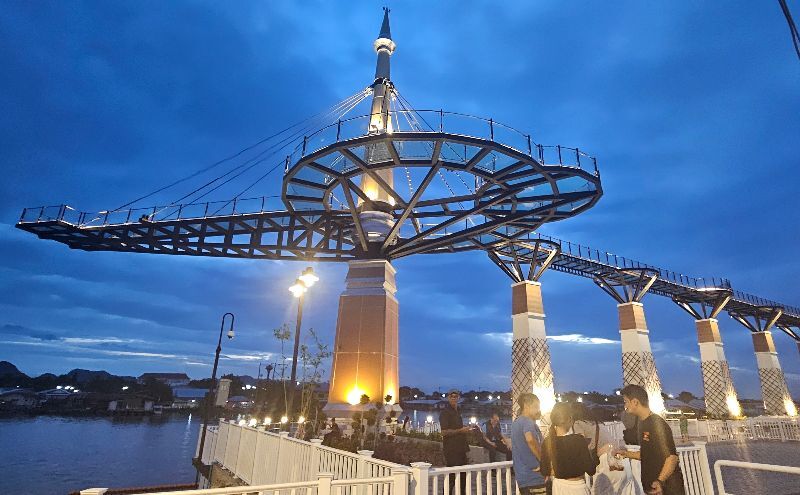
[324,260,399,417]
[696,318,741,417]
[752,331,795,416]
[618,302,665,413]
[511,280,556,416]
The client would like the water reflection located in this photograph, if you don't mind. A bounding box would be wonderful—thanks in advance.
[0,415,200,495]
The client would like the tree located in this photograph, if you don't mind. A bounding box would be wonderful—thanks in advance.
[273,324,292,414]
[298,328,332,435]
[677,391,696,404]
[141,378,173,403]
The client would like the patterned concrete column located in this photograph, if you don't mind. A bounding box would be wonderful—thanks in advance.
[324,260,399,417]
[696,319,741,417]
[511,280,556,417]
[752,331,795,416]
[618,302,665,413]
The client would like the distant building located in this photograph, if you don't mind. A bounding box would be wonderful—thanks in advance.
[215,378,231,406]
[226,395,253,409]
[172,388,209,409]
[38,388,76,401]
[740,399,767,417]
[0,388,39,409]
[137,373,190,387]
[108,396,154,413]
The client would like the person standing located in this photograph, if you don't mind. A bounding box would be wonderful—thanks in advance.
[440,389,471,494]
[540,402,597,495]
[482,412,512,461]
[616,385,684,495]
[678,413,689,443]
[511,393,546,495]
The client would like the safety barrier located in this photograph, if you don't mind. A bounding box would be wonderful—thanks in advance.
[198,421,403,486]
[666,416,800,442]
[80,471,408,495]
[713,460,800,495]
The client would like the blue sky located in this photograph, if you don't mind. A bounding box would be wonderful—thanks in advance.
[1,1,799,399]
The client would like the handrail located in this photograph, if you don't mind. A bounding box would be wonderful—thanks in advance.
[529,232,733,292]
[285,109,599,176]
[714,459,800,495]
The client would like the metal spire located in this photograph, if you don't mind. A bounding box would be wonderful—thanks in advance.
[378,7,392,40]
[359,7,398,244]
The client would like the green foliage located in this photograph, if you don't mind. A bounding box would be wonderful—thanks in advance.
[395,429,443,442]
[141,377,174,403]
[359,394,371,405]
[373,437,445,466]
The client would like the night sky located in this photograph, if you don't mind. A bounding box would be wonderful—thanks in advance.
[2,1,799,400]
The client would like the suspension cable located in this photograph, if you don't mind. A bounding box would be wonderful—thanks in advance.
[109,89,369,213]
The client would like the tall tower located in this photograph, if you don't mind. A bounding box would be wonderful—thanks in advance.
[324,9,401,417]
[359,7,397,242]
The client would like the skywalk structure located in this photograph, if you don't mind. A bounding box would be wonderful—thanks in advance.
[16,10,799,418]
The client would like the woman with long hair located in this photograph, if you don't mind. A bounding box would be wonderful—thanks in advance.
[540,402,598,495]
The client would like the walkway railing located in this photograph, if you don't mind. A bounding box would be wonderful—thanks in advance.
[666,417,800,443]
[288,110,599,178]
[714,460,800,495]
[82,471,407,495]
[416,461,516,495]
[199,421,405,486]
[625,443,714,495]
[198,422,713,495]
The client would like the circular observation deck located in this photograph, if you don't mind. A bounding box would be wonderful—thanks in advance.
[282,110,603,259]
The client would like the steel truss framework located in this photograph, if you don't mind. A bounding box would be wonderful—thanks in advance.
[18,205,800,343]
[283,131,602,258]
[488,236,800,341]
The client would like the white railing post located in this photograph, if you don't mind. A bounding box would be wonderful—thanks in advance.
[310,438,323,477]
[410,462,432,495]
[692,441,714,494]
[357,450,374,495]
[79,490,108,495]
[778,418,787,441]
[357,450,374,477]
[318,472,334,495]
[392,466,411,495]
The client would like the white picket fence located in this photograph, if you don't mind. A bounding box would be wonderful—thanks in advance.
[666,416,800,442]
[88,471,408,495]
[195,421,714,495]
[714,460,800,495]
[199,421,403,486]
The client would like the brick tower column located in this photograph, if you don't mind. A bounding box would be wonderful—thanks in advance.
[618,302,665,413]
[696,318,741,417]
[752,331,795,416]
[511,280,556,417]
[324,260,399,418]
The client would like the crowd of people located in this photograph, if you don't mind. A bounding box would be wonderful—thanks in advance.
[439,385,684,495]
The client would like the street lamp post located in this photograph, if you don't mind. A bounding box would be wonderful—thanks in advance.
[196,312,235,468]
[286,267,319,421]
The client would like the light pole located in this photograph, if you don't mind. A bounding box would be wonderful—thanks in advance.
[287,266,319,421]
[196,312,235,468]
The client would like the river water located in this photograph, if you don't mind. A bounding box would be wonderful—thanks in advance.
[0,414,200,495]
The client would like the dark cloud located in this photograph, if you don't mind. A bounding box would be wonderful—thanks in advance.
[1,1,798,399]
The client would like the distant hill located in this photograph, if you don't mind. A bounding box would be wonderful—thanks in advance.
[0,361,28,378]
[65,368,114,384]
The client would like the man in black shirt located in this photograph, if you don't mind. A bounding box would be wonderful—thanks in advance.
[440,389,472,494]
[617,385,684,495]
[482,413,512,461]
